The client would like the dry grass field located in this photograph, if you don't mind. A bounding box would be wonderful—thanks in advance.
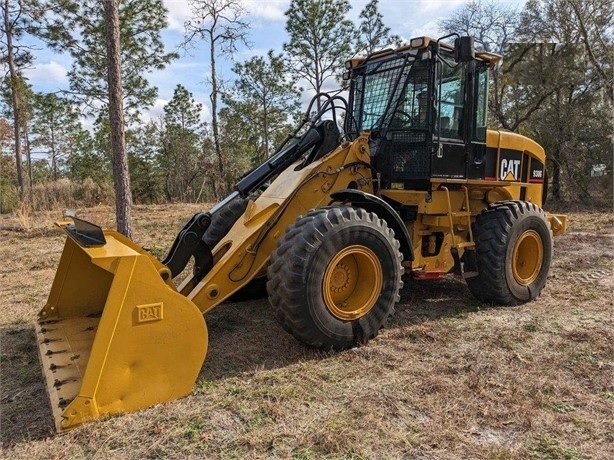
[1,203,612,459]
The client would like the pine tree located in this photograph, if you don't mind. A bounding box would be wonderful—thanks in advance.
[183,0,250,197]
[128,121,164,204]
[30,93,83,181]
[103,0,132,237]
[355,0,402,56]
[33,0,176,236]
[283,0,356,112]
[66,129,110,186]
[1,0,36,199]
[160,84,207,201]
[34,0,176,116]
[224,50,302,164]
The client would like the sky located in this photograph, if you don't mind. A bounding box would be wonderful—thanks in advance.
[22,0,525,125]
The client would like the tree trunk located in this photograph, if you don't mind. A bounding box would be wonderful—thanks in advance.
[209,35,224,198]
[263,104,269,162]
[24,124,32,190]
[314,48,321,113]
[3,0,24,200]
[51,121,57,181]
[551,147,561,201]
[104,0,133,238]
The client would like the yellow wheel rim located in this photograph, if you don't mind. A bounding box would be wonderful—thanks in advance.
[323,245,383,320]
[512,230,543,285]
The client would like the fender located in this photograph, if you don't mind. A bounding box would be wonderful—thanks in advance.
[330,189,414,262]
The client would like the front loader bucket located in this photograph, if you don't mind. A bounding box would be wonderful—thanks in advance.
[35,220,207,432]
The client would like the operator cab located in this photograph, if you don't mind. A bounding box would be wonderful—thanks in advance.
[344,36,501,190]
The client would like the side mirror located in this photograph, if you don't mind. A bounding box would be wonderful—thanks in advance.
[454,36,475,62]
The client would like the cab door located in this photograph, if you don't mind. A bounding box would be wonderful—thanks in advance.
[432,57,467,179]
[432,57,490,180]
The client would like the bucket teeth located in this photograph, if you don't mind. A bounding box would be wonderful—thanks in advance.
[39,319,60,325]
[41,337,62,344]
[45,348,68,355]
[49,362,73,371]
[35,315,100,431]
[45,349,68,356]
[54,378,77,388]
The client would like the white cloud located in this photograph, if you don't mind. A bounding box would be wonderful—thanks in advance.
[23,61,69,89]
[411,19,445,40]
[164,0,190,31]
[165,0,289,33]
[144,98,170,121]
[417,0,467,13]
[243,0,289,21]
[142,96,212,124]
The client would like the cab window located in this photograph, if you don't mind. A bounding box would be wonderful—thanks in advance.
[473,62,489,142]
[437,58,466,139]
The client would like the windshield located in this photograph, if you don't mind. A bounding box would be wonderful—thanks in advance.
[349,53,422,135]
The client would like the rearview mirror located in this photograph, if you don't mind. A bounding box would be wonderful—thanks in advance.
[454,36,475,62]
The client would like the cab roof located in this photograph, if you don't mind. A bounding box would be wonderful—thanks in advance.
[346,36,502,70]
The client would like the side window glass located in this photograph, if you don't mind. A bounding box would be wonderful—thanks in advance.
[438,59,465,139]
[473,64,488,142]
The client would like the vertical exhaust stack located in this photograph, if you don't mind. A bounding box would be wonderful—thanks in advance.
[35,218,208,432]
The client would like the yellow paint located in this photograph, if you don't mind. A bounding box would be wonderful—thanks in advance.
[512,230,544,285]
[323,245,383,320]
[36,231,207,432]
[184,134,374,314]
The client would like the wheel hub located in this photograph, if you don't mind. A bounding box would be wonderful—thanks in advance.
[330,263,352,293]
[512,230,544,285]
[323,245,383,320]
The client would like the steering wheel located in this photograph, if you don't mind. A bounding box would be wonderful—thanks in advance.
[390,109,414,128]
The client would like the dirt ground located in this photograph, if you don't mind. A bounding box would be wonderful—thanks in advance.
[0,204,612,459]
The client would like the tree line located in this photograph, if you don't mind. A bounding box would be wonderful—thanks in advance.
[1,0,612,218]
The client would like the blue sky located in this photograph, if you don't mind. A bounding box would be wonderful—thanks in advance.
[23,0,525,123]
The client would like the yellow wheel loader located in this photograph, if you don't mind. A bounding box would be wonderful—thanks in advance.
[36,35,567,432]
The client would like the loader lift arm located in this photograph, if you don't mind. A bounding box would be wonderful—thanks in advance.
[161,95,343,282]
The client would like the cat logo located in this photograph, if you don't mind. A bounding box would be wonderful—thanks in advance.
[500,158,520,181]
[136,303,163,323]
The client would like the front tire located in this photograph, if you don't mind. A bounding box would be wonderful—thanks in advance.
[267,206,403,350]
[466,201,553,305]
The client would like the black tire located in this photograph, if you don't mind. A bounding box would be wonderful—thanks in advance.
[202,197,248,249]
[267,206,404,350]
[466,201,553,305]
[202,197,269,301]
[228,276,268,302]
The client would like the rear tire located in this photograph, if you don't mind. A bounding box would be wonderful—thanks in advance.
[466,201,553,305]
[228,276,268,302]
[267,206,403,350]
[202,197,269,301]
[202,197,248,249]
